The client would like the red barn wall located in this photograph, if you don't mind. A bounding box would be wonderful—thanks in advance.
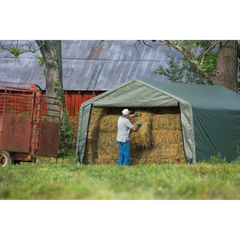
[64,91,105,116]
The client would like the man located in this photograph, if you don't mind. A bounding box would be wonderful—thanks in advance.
[117,109,141,166]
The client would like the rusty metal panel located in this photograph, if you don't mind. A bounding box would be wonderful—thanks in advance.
[0,113,32,152]
[38,121,59,157]
[0,117,2,147]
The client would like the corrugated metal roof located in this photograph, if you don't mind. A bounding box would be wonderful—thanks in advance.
[0,40,187,90]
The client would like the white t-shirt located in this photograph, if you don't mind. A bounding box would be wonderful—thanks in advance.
[117,116,134,142]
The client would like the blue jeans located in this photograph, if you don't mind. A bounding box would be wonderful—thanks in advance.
[117,140,130,166]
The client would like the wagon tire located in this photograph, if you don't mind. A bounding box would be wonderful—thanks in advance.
[0,151,12,167]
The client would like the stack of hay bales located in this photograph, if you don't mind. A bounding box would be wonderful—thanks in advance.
[147,113,186,164]
[84,107,187,165]
[84,107,106,164]
[130,111,153,149]
[128,110,153,165]
[95,115,119,165]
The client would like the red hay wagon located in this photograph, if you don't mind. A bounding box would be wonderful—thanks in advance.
[0,82,61,167]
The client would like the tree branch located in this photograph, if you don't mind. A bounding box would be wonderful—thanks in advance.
[97,40,104,46]
[165,40,215,83]
[35,40,45,59]
[142,40,152,48]
[97,37,105,46]
[63,65,74,78]
[200,41,220,65]
[132,40,141,50]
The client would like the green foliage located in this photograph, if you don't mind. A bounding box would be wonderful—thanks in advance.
[153,55,214,85]
[35,55,45,67]
[8,108,14,114]
[152,40,223,86]
[58,110,79,159]
[19,112,31,116]
[8,46,24,57]
[232,145,240,165]
[53,80,79,159]
[92,91,96,98]
[201,153,228,165]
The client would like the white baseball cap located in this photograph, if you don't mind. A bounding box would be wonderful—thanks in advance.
[122,109,132,115]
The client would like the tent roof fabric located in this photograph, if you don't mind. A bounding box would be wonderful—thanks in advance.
[140,79,240,109]
[75,79,240,165]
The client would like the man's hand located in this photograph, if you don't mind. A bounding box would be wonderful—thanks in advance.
[132,123,142,131]
[135,113,141,117]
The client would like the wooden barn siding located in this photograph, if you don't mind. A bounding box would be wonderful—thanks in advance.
[64,91,105,131]
[64,91,105,116]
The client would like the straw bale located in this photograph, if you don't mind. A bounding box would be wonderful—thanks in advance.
[84,107,106,164]
[171,159,180,164]
[147,144,179,160]
[130,112,153,148]
[130,148,150,165]
[152,130,182,145]
[95,158,118,165]
[180,158,187,164]
[98,131,117,146]
[99,115,119,132]
[87,107,106,141]
[84,141,97,164]
[97,144,119,160]
[152,114,181,130]
[161,144,179,159]
[179,142,185,159]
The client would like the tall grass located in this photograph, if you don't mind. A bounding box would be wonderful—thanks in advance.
[1,157,240,199]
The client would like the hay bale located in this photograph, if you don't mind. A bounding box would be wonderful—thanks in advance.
[179,142,185,159]
[84,141,97,164]
[147,144,179,162]
[99,115,119,132]
[152,114,181,130]
[98,131,117,146]
[95,158,118,165]
[87,107,106,140]
[97,144,119,160]
[130,112,153,148]
[152,130,182,145]
[171,159,180,164]
[97,131,119,163]
[180,158,187,164]
[84,107,106,164]
[130,148,150,165]
[161,144,179,159]
[179,142,187,164]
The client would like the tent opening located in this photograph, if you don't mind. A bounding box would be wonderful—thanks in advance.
[84,106,187,165]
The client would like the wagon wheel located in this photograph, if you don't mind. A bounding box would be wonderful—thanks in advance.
[0,151,12,167]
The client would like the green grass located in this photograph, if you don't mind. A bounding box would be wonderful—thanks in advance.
[1,157,240,199]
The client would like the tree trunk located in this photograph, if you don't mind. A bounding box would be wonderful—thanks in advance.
[44,41,63,122]
[36,40,67,123]
[214,40,238,92]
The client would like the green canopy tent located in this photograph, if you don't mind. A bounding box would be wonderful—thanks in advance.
[75,79,240,164]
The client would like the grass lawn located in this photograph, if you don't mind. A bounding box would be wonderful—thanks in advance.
[1,157,240,200]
